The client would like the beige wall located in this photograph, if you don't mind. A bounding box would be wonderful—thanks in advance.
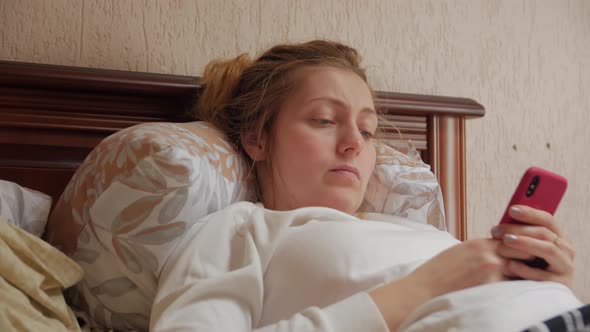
[2,0,589,301]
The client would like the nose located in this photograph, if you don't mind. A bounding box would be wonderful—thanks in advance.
[337,124,363,155]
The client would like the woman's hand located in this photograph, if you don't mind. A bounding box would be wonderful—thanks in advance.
[404,238,508,297]
[491,205,575,288]
[370,238,507,331]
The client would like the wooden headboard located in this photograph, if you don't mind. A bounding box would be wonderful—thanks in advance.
[0,60,484,240]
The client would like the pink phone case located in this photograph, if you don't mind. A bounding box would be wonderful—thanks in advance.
[499,167,568,224]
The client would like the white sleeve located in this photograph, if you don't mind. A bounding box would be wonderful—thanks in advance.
[150,204,389,332]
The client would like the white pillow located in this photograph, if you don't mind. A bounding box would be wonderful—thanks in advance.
[0,180,52,237]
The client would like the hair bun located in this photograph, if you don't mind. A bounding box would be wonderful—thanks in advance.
[197,53,252,122]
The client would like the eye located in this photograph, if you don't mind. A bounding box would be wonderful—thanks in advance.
[313,118,335,126]
[360,130,374,140]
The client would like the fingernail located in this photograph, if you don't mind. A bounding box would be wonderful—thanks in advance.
[491,226,503,238]
[510,206,522,216]
[504,234,518,243]
[509,261,520,270]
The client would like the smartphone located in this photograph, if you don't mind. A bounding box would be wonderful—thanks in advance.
[500,167,568,224]
[499,167,567,269]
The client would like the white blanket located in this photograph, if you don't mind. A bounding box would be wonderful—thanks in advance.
[151,202,581,331]
[400,281,580,331]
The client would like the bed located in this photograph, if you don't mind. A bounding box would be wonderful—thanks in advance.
[3,60,590,332]
[0,59,485,241]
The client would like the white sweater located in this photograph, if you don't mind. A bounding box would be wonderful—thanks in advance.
[150,202,581,332]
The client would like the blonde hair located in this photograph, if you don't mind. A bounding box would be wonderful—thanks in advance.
[195,40,372,164]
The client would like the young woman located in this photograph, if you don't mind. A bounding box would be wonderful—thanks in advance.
[150,40,580,331]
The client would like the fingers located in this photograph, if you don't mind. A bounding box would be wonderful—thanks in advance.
[492,204,574,262]
[553,236,576,261]
[490,205,576,288]
[496,243,535,261]
[506,260,555,281]
[491,217,575,262]
[507,205,561,236]
[506,260,572,288]
[500,233,574,274]
[492,223,556,242]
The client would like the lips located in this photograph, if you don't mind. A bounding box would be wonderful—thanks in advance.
[331,165,360,179]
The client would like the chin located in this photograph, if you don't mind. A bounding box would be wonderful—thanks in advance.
[317,196,361,215]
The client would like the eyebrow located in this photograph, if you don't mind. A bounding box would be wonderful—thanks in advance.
[306,97,377,116]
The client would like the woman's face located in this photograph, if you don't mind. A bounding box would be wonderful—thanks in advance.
[252,66,377,214]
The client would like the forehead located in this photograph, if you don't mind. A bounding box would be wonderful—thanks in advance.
[288,66,374,107]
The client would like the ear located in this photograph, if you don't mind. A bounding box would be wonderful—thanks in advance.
[242,132,267,161]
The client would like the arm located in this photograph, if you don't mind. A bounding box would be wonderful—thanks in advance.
[372,238,509,331]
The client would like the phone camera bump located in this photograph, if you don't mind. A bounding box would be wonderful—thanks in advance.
[526,176,540,197]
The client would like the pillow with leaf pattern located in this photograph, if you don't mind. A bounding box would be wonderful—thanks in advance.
[46,122,254,330]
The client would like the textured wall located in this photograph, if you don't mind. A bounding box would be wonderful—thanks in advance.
[2,0,589,301]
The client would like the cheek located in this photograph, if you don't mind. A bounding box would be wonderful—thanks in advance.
[281,128,328,158]
[361,146,377,178]
[273,128,328,174]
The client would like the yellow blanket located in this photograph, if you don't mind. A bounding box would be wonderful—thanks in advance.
[0,216,83,331]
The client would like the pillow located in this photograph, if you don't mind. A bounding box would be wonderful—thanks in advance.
[359,140,446,230]
[46,121,444,331]
[46,122,254,330]
[0,179,52,237]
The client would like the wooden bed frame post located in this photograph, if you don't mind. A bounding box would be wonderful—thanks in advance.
[429,115,467,241]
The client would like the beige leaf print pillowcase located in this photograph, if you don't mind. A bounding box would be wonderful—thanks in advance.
[46,122,254,331]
